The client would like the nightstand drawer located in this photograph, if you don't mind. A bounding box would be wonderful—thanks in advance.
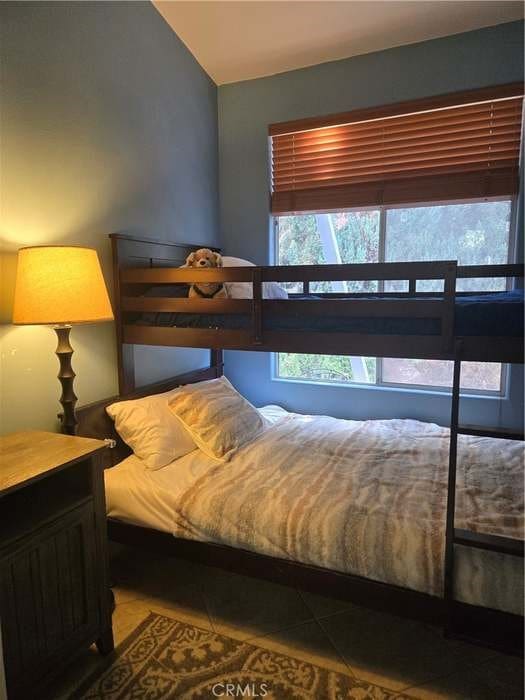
[0,501,99,695]
[0,458,94,549]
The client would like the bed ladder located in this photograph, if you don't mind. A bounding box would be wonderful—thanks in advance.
[444,340,524,650]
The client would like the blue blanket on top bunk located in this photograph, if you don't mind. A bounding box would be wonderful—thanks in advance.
[137,289,524,337]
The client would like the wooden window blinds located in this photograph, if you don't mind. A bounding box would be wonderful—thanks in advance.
[270,83,523,215]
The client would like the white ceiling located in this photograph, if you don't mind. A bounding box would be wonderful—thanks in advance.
[153,1,523,85]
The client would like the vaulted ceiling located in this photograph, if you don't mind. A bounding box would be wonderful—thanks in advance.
[153,1,524,84]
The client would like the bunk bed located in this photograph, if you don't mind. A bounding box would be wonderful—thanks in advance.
[77,233,524,652]
[116,240,522,379]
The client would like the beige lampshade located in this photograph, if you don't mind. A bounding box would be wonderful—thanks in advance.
[13,246,114,325]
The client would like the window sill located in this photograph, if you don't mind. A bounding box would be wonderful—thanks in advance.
[271,375,505,400]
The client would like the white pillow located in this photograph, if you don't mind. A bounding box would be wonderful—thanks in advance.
[222,256,288,300]
[106,388,196,470]
[168,376,267,461]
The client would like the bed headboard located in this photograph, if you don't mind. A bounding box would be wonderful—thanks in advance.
[75,233,223,465]
[110,233,222,395]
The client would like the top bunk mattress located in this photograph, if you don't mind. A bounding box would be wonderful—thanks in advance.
[135,289,524,338]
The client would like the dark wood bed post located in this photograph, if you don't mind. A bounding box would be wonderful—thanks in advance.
[111,235,135,394]
[210,349,224,377]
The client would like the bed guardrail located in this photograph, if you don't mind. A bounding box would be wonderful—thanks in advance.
[119,259,459,356]
[109,234,524,393]
[457,263,523,280]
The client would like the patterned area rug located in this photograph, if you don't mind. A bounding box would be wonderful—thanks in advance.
[75,612,408,699]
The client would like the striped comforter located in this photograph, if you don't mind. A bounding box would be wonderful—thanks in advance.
[171,411,524,614]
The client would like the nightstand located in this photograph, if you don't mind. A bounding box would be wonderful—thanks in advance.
[0,431,114,699]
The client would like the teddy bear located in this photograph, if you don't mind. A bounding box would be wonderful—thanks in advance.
[185,248,228,298]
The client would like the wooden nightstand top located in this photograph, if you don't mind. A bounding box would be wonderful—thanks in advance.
[0,430,107,496]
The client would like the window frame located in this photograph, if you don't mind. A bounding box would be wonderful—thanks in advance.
[273,195,517,397]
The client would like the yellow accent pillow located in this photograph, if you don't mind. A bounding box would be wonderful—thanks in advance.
[168,376,266,461]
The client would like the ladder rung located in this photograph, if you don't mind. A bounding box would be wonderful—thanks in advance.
[454,528,524,557]
[457,424,524,441]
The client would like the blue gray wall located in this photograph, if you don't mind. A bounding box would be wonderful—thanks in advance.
[218,21,524,428]
[0,1,218,432]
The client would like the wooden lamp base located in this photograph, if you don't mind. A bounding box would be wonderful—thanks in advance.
[54,324,78,435]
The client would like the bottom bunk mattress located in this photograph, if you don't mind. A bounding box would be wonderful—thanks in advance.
[105,406,524,615]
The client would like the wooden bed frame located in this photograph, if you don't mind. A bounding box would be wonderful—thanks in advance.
[110,233,524,394]
[76,233,523,654]
[76,363,523,653]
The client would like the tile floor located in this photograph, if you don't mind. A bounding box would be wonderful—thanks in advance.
[46,543,524,699]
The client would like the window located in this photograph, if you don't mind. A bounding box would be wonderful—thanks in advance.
[274,199,514,393]
[270,86,522,395]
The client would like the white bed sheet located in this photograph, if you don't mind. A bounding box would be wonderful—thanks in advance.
[105,405,287,532]
[105,449,215,532]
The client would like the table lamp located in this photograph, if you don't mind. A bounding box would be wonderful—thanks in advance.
[12,246,114,435]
